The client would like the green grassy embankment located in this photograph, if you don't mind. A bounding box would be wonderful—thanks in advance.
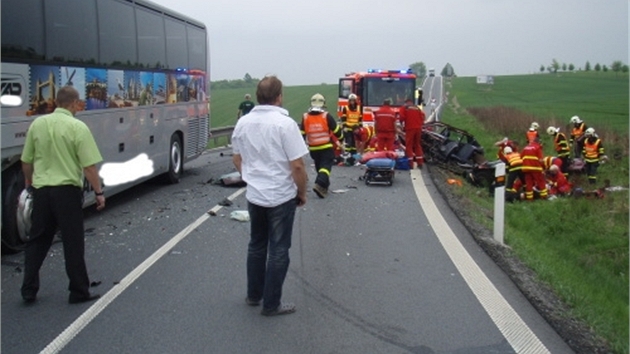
[442,72,629,354]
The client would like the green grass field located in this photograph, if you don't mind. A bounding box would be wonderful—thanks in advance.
[209,84,339,127]
[442,71,629,354]
[208,73,629,353]
[452,72,629,134]
[208,84,339,147]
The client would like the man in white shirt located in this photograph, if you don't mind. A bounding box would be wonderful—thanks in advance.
[231,76,308,316]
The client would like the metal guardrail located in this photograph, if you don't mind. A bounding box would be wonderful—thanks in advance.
[209,125,235,146]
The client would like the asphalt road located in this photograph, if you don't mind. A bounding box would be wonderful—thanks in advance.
[1,146,575,354]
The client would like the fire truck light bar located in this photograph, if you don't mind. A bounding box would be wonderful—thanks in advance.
[367,69,412,74]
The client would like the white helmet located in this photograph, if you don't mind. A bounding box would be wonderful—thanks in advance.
[503,146,513,155]
[546,126,557,135]
[584,127,595,137]
[570,115,582,124]
[530,122,539,130]
[348,93,358,101]
[310,93,325,108]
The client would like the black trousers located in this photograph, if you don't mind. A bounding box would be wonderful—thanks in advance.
[309,148,335,189]
[21,185,91,299]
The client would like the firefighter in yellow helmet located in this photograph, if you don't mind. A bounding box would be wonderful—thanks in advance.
[546,126,571,176]
[299,93,344,198]
[340,93,363,163]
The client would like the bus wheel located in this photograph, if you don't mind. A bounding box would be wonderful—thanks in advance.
[165,134,183,184]
[2,167,26,254]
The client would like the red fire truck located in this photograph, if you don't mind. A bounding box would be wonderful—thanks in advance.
[337,69,419,124]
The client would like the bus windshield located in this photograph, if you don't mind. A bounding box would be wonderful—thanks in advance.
[362,77,416,107]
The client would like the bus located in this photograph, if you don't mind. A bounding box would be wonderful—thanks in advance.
[1,0,209,251]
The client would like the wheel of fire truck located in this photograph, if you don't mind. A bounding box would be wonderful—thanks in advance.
[2,166,26,254]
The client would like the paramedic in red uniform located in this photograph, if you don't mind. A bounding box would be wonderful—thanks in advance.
[399,98,425,168]
[353,125,375,155]
[546,165,572,196]
[373,99,397,152]
[521,141,548,200]
[300,93,344,198]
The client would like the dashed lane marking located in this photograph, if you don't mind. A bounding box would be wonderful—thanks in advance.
[39,188,246,354]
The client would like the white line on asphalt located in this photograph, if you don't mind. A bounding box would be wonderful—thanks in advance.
[39,187,247,354]
[411,169,550,354]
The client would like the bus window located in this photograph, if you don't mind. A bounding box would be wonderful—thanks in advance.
[98,0,137,66]
[137,8,167,69]
[45,0,98,63]
[188,26,207,71]
[165,18,188,69]
[1,0,45,60]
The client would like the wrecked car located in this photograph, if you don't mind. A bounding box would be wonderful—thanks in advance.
[421,121,497,187]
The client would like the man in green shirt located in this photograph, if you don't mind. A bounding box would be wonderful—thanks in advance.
[21,85,105,304]
[237,93,255,120]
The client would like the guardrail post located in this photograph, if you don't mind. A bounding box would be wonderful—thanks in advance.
[493,162,505,244]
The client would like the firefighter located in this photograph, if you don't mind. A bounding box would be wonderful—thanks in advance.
[373,99,397,152]
[353,124,375,155]
[340,93,362,163]
[582,127,607,185]
[520,141,548,200]
[569,115,587,158]
[526,122,540,144]
[494,137,519,162]
[546,165,572,196]
[300,93,344,198]
[542,156,563,172]
[501,146,525,202]
[399,98,425,168]
[546,126,571,176]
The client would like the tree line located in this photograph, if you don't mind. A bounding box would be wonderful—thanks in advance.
[540,59,628,74]
[210,59,627,88]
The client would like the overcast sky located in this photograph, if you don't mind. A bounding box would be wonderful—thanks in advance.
[151,0,628,86]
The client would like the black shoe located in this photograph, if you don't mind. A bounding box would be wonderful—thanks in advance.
[261,302,296,316]
[245,297,261,306]
[23,295,37,304]
[313,184,327,199]
[69,294,100,304]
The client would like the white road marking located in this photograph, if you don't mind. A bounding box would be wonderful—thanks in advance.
[411,169,549,354]
[39,187,246,354]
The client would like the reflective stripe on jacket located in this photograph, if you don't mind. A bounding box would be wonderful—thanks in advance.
[583,138,603,162]
[521,144,543,172]
[553,132,571,157]
[303,112,331,147]
[505,152,523,171]
[571,123,586,142]
[343,105,362,128]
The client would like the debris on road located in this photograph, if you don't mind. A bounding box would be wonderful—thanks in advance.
[230,210,250,222]
[218,198,233,206]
